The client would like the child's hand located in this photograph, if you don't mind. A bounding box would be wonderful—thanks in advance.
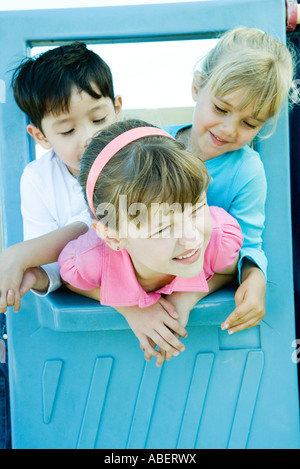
[0,266,49,313]
[164,292,193,361]
[155,292,197,366]
[117,297,187,364]
[148,292,199,366]
[0,247,26,313]
[221,265,265,334]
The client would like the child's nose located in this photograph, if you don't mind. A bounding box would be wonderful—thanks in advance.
[221,116,238,137]
[80,128,93,149]
[85,137,92,148]
[177,223,201,248]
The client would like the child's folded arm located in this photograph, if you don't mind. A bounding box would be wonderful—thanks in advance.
[0,222,89,313]
[229,158,268,282]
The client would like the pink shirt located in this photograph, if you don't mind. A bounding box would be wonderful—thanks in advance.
[58,206,242,308]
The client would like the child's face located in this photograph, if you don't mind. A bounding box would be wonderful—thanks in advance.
[191,83,268,160]
[121,195,212,282]
[28,85,122,176]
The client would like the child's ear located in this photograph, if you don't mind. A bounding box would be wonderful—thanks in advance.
[92,220,123,251]
[26,124,52,150]
[114,95,122,121]
[192,71,203,102]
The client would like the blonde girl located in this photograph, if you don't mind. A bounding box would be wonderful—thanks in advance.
[167,26,297,334]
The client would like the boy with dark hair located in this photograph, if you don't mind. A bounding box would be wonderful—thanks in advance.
[1,42,122,302]
[12,42,116,131]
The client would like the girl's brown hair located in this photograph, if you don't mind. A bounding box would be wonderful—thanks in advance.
[79,119,210,230]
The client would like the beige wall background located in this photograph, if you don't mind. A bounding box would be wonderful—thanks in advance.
[123,106,193,128]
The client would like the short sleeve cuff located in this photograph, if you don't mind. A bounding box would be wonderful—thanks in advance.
[31,263,62,297]
[238,249,268,283]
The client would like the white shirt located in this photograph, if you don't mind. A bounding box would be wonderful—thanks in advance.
[20,149,93,294]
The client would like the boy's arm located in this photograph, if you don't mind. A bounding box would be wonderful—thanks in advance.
[20,156,92,295]
[0,222,88,313]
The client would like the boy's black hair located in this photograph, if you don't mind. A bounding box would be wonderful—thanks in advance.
[12,42,115,130]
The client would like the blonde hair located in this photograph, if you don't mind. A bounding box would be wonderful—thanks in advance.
[195,27,297,122]
[79,119,210,231]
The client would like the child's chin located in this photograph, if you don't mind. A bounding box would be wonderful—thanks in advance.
[177,260,204,278]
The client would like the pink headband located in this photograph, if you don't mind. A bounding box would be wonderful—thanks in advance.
[86,126,174,217]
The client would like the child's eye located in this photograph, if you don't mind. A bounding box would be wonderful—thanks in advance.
[93,117,106,124]
[150,225,170,238]
[214,104,227,114]
[149,223,173,238]
[192,203,207,216]
[61,129,74,136]
[244,121,257,129]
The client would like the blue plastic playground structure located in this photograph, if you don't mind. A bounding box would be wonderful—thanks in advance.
[0,0,299,449]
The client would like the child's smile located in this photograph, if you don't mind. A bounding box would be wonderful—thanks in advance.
[191,86,268,160]
[208,130,234,147]
[172,246,201,263]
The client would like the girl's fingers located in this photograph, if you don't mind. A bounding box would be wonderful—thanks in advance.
[0,292,7,313]
[144,350,152,361]
[227,317,260,334]
[0,289,21,313]
[222,308,263,334]
[7,289,21,312]
[149,327,185,355]
[158,297,178,319]
[155,349,166,367]
[165,350,174,361]
[6,289,15,307]
[139,337,162,359]
[164,316,188,338]
[221,303,252,331]
[141,339,156,362]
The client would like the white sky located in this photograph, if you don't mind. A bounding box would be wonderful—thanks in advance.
[0,0,211,10]
[31,38,217,110]
[1,0,217,121]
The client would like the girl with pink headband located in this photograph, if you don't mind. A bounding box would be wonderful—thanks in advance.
[58,119,243,365]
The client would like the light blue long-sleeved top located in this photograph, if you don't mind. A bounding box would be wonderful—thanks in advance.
[165,124,267,281]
